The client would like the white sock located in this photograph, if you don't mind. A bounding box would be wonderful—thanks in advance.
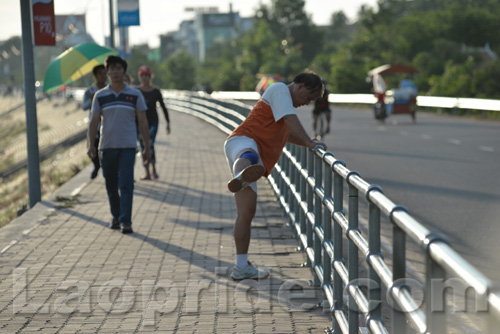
[236,254,248,269]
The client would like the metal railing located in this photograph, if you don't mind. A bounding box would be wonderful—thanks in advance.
[164,91,500,333]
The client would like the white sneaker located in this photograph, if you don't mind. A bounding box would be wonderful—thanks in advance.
[230,262,270,280]
[227,165,265,193]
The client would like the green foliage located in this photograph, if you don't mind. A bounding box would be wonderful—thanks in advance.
[473,61,500,99]
[126,46,152,85]
[428,58,476,97]
[160,50,197,90]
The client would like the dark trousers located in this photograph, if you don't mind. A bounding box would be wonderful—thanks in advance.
[99,148,136,225]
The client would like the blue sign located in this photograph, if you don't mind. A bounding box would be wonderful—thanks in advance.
[118,10,140,26]
[117,0,140,27]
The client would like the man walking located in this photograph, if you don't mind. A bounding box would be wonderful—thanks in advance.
[87,55,150,234]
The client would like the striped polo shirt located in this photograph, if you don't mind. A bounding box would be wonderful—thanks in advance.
[91,84,147,150]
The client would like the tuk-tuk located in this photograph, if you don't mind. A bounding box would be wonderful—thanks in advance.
[367,64,418,122]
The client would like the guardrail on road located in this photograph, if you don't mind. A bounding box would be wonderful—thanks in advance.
[164,90,500,334]
[193,90,500,113]
[68,87,500,112]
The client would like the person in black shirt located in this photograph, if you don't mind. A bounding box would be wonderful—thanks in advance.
[312,86,331,139]
[136,65,170,180]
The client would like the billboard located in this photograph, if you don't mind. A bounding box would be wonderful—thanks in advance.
[32,0,56,46]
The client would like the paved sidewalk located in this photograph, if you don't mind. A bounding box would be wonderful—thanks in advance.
[0,109,331,333]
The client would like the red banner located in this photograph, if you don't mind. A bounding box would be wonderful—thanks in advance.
[33,0,56,46]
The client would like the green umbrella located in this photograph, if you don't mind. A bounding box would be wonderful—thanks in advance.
[43,43,117,93]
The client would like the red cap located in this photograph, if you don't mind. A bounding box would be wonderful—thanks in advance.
[138,65,151,75]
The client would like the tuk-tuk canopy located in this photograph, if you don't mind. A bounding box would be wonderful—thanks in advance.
[367,64,418,77]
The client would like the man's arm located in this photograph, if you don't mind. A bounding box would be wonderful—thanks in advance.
[87,112,100,159]
[136,110,151,164]
[283,114,327,150]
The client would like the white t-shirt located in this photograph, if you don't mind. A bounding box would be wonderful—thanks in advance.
[261,82,296,121]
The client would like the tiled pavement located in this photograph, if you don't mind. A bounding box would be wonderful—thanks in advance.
[0,109,331,333]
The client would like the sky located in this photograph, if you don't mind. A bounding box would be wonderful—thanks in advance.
[1,0,378,48]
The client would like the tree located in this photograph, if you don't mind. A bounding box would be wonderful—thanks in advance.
[428,58,476,97]
[160,50,196,90]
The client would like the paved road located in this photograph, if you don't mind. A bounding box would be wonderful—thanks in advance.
[296,106,500,282]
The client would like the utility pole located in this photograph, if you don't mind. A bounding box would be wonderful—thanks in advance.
[109,0,115,48]
[19,0,41,207]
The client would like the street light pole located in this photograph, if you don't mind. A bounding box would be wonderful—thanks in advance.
[19,0,41,207]
[109,0,115,48]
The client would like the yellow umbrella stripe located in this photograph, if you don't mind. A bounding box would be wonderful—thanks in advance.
[69,59,101,82]
[59,50,93,81]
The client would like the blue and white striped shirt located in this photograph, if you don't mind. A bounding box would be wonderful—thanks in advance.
[91,84,147,149]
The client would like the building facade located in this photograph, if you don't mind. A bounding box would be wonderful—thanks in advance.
[160,6,253,62]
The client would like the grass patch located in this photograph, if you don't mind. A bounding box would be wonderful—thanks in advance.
[0,143,90,229]
[0,119,25,147]
[0,155,15,173]
[54,194,80,209]
[0,202,27,228]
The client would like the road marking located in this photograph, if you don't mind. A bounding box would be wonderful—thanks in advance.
[448,139,461,145]
[70,182,87,197]
[421,134,432,140]
[479,146,495,152]
[1,240,18,254]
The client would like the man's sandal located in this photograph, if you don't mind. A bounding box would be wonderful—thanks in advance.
[227,165,265,193]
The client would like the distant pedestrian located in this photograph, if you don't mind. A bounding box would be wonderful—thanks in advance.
[87,55,150,234]
[204,82,213,95]
[136,65,170,180]
[82,64,107,179]
[312,82,331,139]
[224,72,326,280]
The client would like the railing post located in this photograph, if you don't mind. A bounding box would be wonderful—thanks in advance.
[347,172,360,334]
[283,144,290,214]
[313,149,323,286]
[322,154,334,294]
[306,148,314,267]
[289,144,296,226]
[392,206,408,333]
[367,186,383,328]
[426,256,446,333]
[424,233,448,334]
[298,146,307,248]
[278,153,287,223]
[332,164,344,333]
[489,290,500,334]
